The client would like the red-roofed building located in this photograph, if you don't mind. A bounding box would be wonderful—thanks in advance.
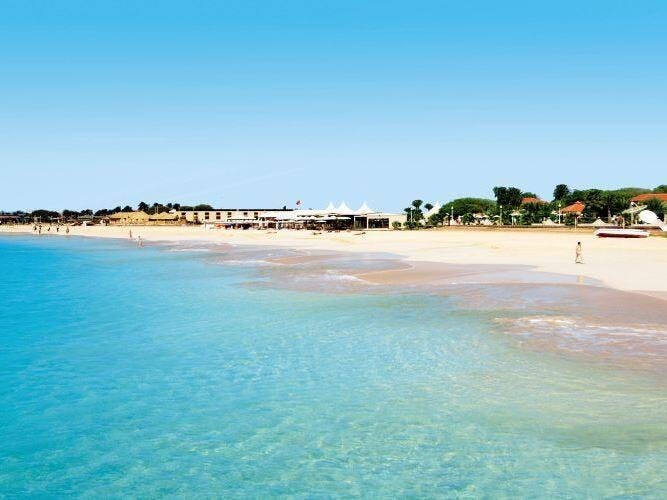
[521,197,547,205]
[561,201,585,214]
[629,193,667,203]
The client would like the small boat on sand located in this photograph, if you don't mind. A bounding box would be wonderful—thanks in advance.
[595,228,649,238]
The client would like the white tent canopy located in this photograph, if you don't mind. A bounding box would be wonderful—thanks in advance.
[336,202,354,214]
[355,202,374,215]
[592,218,612,227]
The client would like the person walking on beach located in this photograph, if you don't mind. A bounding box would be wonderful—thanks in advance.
[65,226,70,235]
[129,229,133,239]
[575,242,583,264]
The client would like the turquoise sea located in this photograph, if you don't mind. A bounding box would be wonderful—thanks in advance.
[1,235,666,497]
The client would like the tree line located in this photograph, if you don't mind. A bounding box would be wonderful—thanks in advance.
[401,184,667,228]
[4,202,218,221]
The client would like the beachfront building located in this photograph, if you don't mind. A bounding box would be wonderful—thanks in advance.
[629,193,667,205]
[105,204,406,230]
[148,212,181,225]
[560,201,585,226]
[561,201,585,215]
[259,202,406,230]
[178,208,292,227]
[0,214,27,225]
[520,196,547,205]
[108,211,150,225]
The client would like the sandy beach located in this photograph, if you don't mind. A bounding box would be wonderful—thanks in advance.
[2,224,666,296]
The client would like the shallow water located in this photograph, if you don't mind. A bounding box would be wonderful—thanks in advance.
[1,235,666,497]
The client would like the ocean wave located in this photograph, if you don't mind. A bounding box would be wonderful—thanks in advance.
[169,247,212,252]
[217,258,275,267]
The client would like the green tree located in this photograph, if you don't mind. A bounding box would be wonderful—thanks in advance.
[62,209,79,219]
[602,192,626,221]
[403,207,418,229]
[424,203,433,211]
[410,200,424,222]
[30,209,60,221]
[522,202,553,224]
[438,198,496,225]
[493,186,523,208]
[137,201,149,212]
[654,185,667,193]
[194,204,215,211]
[553,184,570,201]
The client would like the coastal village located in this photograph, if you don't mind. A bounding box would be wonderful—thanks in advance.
[2,184,666,231]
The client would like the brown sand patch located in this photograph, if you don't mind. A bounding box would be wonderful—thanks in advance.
[267,253,341,265]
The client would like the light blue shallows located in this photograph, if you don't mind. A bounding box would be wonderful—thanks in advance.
[1,236,666,497]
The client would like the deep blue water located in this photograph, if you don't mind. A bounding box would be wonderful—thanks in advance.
[1,235,666,497]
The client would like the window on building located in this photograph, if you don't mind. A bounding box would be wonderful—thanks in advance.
[216,212,221,220]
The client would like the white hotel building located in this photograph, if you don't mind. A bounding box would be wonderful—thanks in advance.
[179,202,406,230]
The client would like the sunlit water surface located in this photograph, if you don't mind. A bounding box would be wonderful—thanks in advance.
[1,236,666,497]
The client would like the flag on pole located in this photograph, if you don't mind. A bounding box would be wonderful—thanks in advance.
[296,200,301,206]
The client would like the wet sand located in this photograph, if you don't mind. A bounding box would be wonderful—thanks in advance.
[200,244,667,373]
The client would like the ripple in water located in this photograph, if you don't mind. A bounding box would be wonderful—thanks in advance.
[1,235,666,497]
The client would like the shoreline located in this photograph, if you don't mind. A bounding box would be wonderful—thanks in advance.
[4,225,667,372]
[2,224,666,299]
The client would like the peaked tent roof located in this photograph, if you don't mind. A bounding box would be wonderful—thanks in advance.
[336,202,354,214]
[325,202,336,212]
[356,202,374,214]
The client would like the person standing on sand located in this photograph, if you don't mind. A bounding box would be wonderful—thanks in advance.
[129,229,133,239]
[65,226,70,235]
[575,242,583,264]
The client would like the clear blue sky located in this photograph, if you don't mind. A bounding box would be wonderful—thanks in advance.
[1,1,665,212]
